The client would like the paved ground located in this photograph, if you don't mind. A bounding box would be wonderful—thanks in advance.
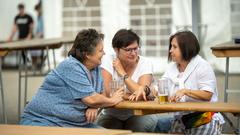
[0,70,239,133]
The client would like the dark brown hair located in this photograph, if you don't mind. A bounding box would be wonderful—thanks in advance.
[112,29,140,49]
[35,4,41,11]
[68,29,104,62]
[18,3,24,10]
[168,31,200,62]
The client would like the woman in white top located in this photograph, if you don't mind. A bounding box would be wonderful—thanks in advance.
[96,29,158,132]
[155,31,224,135]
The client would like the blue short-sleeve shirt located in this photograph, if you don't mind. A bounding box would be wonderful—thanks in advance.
[21,56,103,127]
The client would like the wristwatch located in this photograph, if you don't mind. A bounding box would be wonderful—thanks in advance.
[123,74,129,81]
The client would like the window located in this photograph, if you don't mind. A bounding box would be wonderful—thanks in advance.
[129,0,172,57]
[231,0,240,37]
[62,0,101,37]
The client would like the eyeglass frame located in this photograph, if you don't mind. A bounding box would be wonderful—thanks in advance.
[120,47,140,54]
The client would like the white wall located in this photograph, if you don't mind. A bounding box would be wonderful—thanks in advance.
[42,0,62,38]
[172,0,192,33]
[100,0,130,54]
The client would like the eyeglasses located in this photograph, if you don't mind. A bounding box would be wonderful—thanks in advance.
[121,47,140,54]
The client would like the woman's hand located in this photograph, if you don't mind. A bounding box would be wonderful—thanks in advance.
[111,87,124,104]
[85,108,98,123]
[112,58,126,77]
[169,89,186,102]
[128,86,147,101]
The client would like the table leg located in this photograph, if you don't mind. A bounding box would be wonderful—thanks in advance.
[46,46,50,72]
[52,49,56,68]
[18,50,29,121]
[0,58,7,123]
[18,51,22,121]
[23,50,28,107]
[63,43,68,58]
[224,57,229,102]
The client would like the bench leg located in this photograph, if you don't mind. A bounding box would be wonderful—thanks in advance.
[237,115,240,135]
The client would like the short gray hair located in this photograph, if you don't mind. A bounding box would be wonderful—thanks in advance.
[68,29,104,62]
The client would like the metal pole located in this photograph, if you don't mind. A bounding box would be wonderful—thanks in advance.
[53,49,56,68]
[46,46,50,72]
[24,50,28,106]
[0,58,7,123]
[18,51,22,121]
[192,0,199,38]
[224,57,229,102]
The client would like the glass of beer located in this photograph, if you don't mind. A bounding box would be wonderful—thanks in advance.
[110,79,124,97]
[157,78,169,104]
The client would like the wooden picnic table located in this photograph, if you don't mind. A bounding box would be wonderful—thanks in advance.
[211,41,240,102]
[114,101,240,115]
[114,101,240,134]
[0,37,74,122]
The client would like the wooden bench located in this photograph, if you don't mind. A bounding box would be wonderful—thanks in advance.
[0,124,131,135]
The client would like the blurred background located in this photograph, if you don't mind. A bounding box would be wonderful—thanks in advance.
[1,0,240,73]
[0,0,239,133]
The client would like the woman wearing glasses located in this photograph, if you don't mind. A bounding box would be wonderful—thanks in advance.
[96,29,158,132]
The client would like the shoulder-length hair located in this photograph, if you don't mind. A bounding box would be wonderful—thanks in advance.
[168,31,200,62]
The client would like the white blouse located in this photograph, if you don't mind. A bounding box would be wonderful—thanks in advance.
[162,55,224,124]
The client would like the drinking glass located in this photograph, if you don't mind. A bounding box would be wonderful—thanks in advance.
[110,79,124,96]
[157,78,170,104]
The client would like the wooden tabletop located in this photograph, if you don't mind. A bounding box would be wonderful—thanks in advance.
[211,41,240,50]
[0,37,74,51]
[60,36,75,44]
[114,101,240,115]
[0,51,8,57]
[0,124,132,135]
[211,41,240,57]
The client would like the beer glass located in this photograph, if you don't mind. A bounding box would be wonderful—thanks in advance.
[110,79,124,96]
[157,78,169,104]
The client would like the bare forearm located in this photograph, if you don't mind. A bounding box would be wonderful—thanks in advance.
[27,23,34,39]
[184,89,212,101]
[9,32,15,40]
[82,94,116,108]
[124,77,143,93]
[26,33,33,39]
